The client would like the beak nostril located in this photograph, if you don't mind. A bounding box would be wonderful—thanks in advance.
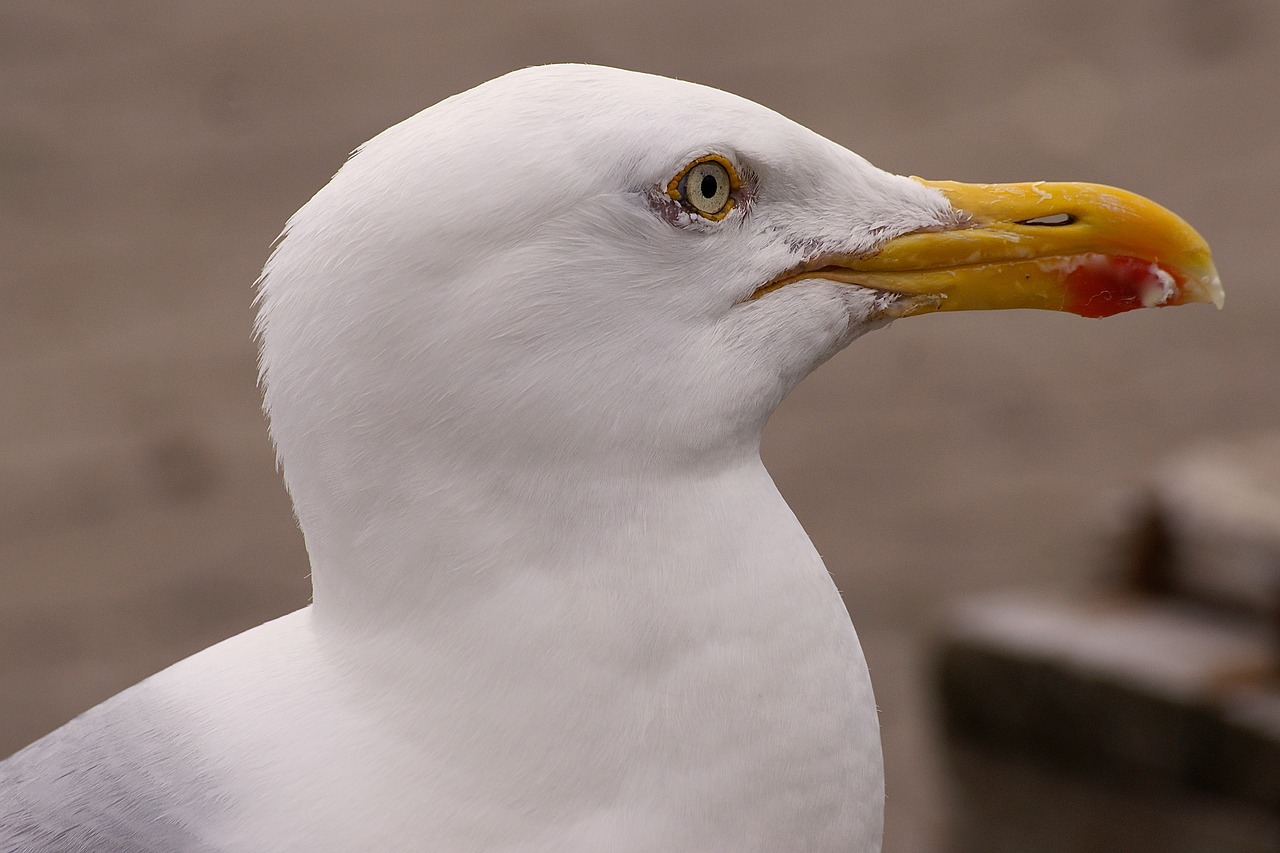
[1019,212,1077,227]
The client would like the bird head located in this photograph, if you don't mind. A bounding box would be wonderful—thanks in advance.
[254,65,1219,584]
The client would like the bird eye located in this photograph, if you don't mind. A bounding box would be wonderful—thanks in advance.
[666,155,740,221]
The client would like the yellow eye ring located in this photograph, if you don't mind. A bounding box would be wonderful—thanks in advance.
[666,154,741,221]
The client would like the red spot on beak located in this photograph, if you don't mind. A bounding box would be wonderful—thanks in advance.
[1063,255,1181,318]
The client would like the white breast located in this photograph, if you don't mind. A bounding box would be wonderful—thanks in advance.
[150,460,882,852]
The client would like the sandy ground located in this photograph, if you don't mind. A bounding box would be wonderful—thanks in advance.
[2,1,1278,849]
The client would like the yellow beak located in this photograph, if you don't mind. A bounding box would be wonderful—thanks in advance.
[762,179,1223,318]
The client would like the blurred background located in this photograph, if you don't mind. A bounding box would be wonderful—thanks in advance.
[2,1,1277,850]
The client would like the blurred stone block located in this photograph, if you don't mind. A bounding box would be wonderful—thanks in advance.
[936,596,1280,852]
[1112,434,1280,623]
[935,434,1280,852]
[944,740,1280,853]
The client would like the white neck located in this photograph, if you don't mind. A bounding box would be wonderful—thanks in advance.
[300,455,883,850]
[303,432,761,626]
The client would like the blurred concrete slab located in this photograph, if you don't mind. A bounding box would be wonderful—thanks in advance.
[1117,433,1280,619]
[935,436,1280,852]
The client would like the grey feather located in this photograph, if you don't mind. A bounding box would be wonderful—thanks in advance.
[0,694,220,853]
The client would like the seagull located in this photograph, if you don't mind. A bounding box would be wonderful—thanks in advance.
[1,64,1220,852]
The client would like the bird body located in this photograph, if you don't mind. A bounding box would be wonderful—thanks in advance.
[1,64,1219,852]
[3,467,882,851]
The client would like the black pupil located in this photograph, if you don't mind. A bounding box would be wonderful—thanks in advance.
[699,173,719,200]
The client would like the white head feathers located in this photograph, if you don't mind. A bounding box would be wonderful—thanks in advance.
[253,64,954,615]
